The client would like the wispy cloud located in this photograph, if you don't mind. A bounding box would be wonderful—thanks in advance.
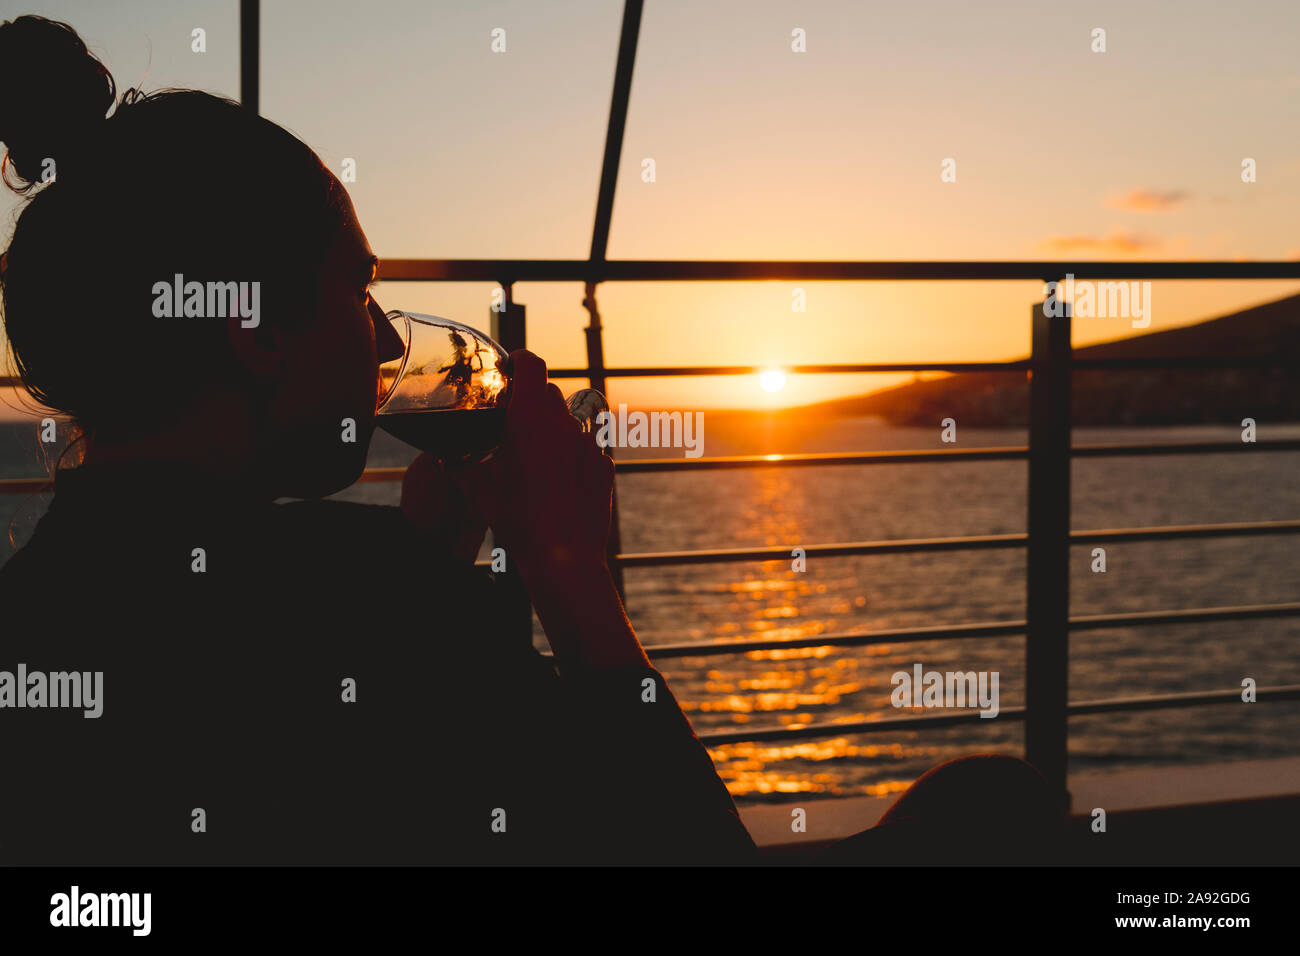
[1105,189,1192,212]
[1038,230,1162,254]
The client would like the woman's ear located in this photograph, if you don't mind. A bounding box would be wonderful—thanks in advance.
[226,313,285,380]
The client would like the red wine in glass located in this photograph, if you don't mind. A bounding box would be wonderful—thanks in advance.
[375,310,607,463]
[375,407,508,462]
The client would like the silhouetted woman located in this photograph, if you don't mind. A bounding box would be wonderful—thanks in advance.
[0,15,754,865]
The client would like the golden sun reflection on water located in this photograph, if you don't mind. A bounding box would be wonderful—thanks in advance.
[654,467,996,803]
[704,738,941,797]
[667,468,935,800]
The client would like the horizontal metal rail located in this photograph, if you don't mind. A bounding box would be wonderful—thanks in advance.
[611,440,1300,473]
[1071,439,1300,458]
[640,619,1029,658]
[1069,601,1300,630]
[700,706,1025,745]
[695,682,1300,745]
[553,601,1300,661]
[4,356,1292,391]
[1073,356,1299,370]
[0,477,52,494]
[600,520,1300,569]
[1,442,1295,494]
[614,447,1027,473]
[1071,519,1300,545]
[546,361,1027,378]
[353,438,1300,480]
[377,258,1300,283]
[618,534,1022,567]
[545,356,1295,378]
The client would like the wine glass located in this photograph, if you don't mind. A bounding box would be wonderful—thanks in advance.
[376,310,609,463]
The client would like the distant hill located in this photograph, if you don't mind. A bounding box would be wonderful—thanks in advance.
[794,293,1300,427]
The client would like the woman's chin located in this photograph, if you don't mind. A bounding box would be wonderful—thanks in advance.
[272,427,373,499]
[292,452,369,498]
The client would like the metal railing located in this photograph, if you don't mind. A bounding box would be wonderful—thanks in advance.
[377,273,1300,809]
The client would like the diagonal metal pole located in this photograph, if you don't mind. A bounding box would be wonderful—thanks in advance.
[590,0,643,265]
[585,0,644,603]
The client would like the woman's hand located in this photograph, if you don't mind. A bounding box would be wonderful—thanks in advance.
[448,349,614,584]
[448,349,645,671]
[400,452,488,565]
[447,349,648,672]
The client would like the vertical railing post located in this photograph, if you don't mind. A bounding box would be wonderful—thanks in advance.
[239,0,259,115]
[581,283,627,602]
[1026,292,1072,811]
[491,284,536,645]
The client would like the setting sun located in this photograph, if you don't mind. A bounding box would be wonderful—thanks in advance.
[759,369,787,393]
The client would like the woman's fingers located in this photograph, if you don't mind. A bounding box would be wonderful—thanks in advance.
[443,350,616,574]
[505,349,547,423]
[579,430,615,506]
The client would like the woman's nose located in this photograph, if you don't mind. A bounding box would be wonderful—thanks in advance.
[370,298,405,363]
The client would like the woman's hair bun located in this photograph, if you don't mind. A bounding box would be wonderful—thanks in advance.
[0,15,116,188]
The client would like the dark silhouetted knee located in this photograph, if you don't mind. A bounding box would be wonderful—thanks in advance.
[879,753,1061,829]
[814,754,1064,865]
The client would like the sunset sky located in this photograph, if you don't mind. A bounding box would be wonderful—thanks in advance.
[3,0,1300,419]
